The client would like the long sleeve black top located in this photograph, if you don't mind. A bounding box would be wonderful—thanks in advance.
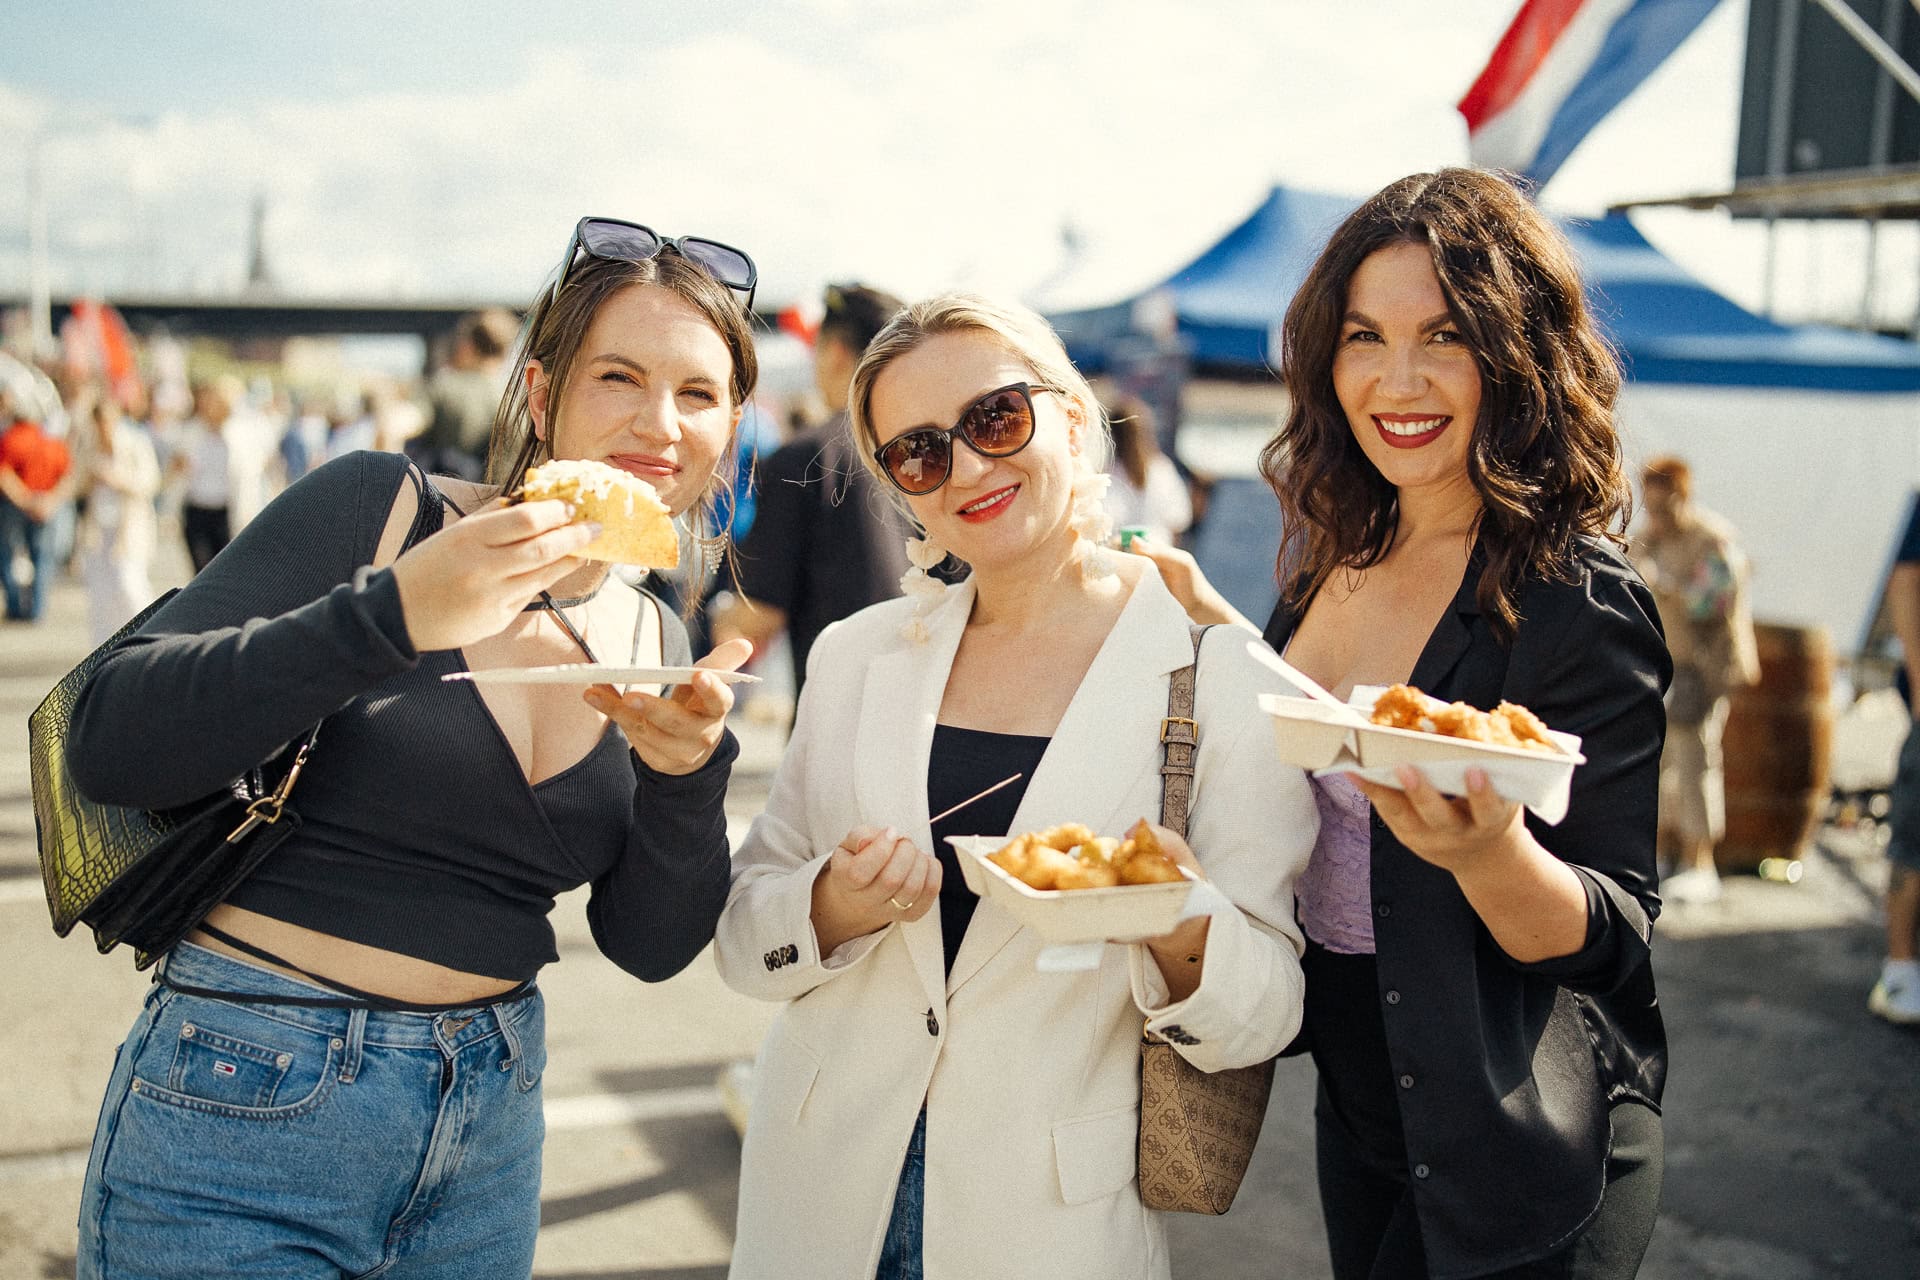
[1267,537,1670,1279]
[65,451,735,983]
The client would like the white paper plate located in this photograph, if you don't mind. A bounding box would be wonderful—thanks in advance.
[443,664,760,686]
[1260,688,1583,825]
[946,835,1202,945]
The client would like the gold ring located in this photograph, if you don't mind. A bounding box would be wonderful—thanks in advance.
[888,896,916,911]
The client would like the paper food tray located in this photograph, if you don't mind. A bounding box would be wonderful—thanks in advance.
[945,835,1200,945]
[1259,687,1585,825]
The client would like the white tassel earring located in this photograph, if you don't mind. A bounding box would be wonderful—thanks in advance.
[898,535,949,643]
[1070,452,1118,579]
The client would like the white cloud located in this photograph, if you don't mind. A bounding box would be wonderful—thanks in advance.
[3,0,1830,324]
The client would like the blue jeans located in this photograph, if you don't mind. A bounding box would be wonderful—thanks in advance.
[876,1107,926,1280]
[0,495,54,620]
[77,943,546,1279]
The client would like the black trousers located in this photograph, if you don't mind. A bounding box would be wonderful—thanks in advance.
[182,503,231,575]
[1316,1093,1663,1280]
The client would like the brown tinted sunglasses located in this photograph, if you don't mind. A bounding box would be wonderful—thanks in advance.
[872,382,1054,496]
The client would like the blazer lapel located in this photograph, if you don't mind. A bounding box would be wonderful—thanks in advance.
[853,581,974,1015]
[945,569,1196,996]
[1410,552,1485,695]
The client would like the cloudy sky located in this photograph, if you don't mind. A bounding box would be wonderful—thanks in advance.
[0,0,1902,324]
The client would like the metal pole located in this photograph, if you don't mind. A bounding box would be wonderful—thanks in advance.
[1766,0,1801,179]
[1869,0,1904,167]
[1807,0,1920,107]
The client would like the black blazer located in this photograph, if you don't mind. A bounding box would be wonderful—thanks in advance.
[1266,538,1670,1279]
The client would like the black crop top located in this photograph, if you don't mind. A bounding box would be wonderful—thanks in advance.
[927,724,1050,977]
[64,451,736,983]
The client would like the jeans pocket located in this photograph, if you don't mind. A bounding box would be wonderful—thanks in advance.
[131,1000,340,1120]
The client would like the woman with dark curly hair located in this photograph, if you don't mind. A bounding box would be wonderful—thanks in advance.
[1136,169,1669,1279]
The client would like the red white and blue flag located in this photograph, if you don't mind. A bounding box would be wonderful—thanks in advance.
[1458,0,1722,191]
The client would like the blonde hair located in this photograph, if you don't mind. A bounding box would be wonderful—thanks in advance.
[846,292,1107,513]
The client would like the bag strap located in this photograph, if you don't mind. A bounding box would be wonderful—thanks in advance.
[1159,624,1213,838]
[252,457,441,814]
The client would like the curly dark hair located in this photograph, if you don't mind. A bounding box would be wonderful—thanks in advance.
[1259,168,1630,642]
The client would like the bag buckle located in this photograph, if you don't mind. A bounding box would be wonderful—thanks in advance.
[224,739,314,843]
[1160,717,1198,745]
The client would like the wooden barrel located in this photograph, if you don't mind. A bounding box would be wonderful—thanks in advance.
[1716,623,1833,872]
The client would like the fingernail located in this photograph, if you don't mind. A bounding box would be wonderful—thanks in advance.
[1394,765,1417,787]
[1466,767,1487,789]
[581,521,603,538]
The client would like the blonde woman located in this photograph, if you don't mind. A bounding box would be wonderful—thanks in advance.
[714,294,1316,1280]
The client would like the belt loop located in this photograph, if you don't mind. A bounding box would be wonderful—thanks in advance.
[338,1007,367,1083]
[493,1000,530,1089]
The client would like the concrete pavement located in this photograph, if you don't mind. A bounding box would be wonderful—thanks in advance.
[2,564,1917,1278]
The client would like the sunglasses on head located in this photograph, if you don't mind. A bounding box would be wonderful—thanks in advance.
[552,217,758,311]
[872,382,1053,496]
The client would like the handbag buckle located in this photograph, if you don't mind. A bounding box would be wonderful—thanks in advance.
[1160,717,1198,745]
[223,739,313,843]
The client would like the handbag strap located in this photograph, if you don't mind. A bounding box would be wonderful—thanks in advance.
[1159,624,1212,838]
[247,456,439,820]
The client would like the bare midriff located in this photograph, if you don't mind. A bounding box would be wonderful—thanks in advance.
[189,904,524,1005]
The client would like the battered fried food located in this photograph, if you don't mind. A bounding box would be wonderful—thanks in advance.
[514,458,679,567]
[1366,683,1561,754]
[987,818,1187,891]
[1368,683,1440,731]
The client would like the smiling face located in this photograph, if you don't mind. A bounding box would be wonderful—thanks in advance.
[867,330,1085,575]
[1332,240,1483,500]
[527,282,740,516]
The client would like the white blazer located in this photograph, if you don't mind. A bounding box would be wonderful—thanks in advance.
[713,566,1317,1280]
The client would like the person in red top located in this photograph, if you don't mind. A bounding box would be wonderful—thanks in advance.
[0,395,74,621]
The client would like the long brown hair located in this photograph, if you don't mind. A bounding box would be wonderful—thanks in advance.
[1104,393,1159,490]
[1261,168,1629,641]
[485,251,759,513]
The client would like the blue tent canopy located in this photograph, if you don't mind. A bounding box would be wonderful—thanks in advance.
[1053,185,1920,393]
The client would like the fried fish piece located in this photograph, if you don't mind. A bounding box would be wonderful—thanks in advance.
[1368,681,1561,754]
[1493,701,1557,752]
[1117,820,1185,885]
[1368,683,1440,731]
[1035,823,1097,852]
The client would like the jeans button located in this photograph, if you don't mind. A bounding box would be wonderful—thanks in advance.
[1399,1073,1414,1089]
[1385,990,1401,1005]
[180,1024,195,1039]
[1414,1163,1431,1179]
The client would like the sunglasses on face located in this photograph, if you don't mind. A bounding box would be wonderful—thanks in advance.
[872,382,1053,496]
[551,217,758,311]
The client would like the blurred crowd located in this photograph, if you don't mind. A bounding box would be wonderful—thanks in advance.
[1,302,1203,666]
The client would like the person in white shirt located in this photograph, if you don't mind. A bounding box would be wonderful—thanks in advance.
[1101,392,1191,546]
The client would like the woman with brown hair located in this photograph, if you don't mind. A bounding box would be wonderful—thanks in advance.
[65,219,759,1278]
[1137,169,1669,1278]
[1101,392,1191,545]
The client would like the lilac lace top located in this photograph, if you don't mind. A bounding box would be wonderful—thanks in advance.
[1296,771,1376,955]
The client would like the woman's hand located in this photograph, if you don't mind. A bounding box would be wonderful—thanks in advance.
[1356,765,1592,963]
[1352,765,1527,877]
[1126,536,1253,630]
[390,498,597,652]
[811,825,942,955]
[1134,823,1212,1001]
[586,637,753,776]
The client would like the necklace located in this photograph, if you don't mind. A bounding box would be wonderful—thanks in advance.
[522,572,613,612]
